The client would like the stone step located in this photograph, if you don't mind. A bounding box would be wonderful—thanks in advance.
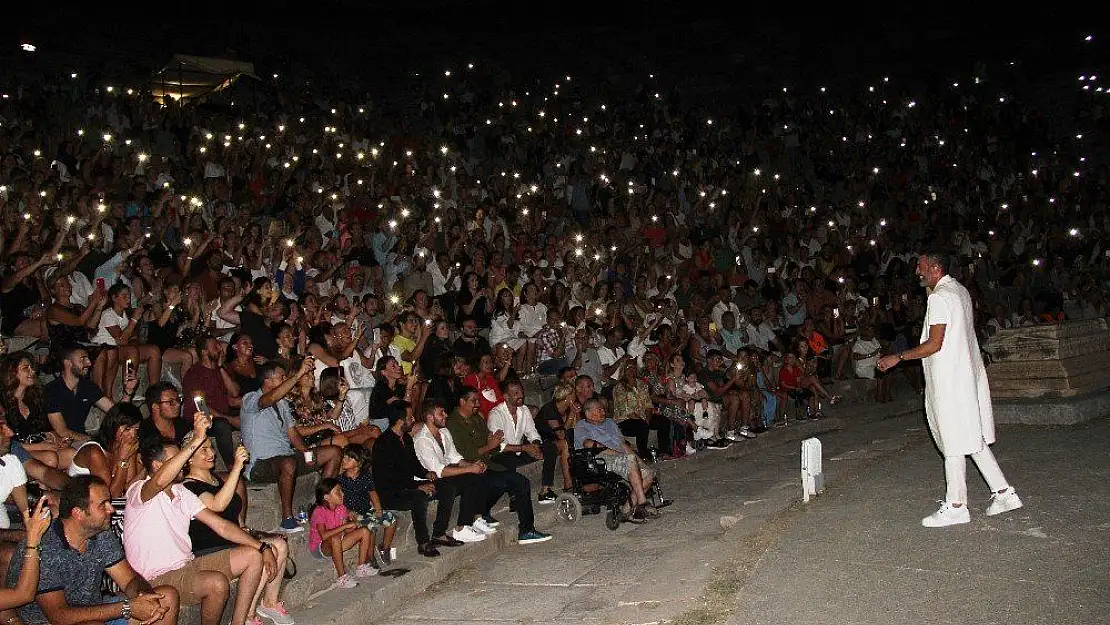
[987,352,1110,379]
[275,417,846,625]
[989,367,1110,392]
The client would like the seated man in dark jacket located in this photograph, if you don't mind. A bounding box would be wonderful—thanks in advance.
[370,411,462,558]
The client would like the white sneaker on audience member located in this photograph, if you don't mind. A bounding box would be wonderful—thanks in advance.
[355,563,377,577]
[921,502,971,527]
[451,526,488,543]
[472,518,498,535]
[984,488,1023,516]
[332,574,358,589]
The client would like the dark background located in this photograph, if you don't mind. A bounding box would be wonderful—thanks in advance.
[3,2,1101,97]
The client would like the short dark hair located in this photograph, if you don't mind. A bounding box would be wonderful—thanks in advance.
[419,400,440,422]
[60,475,107,519]
[59,343,88,363]
[258,362,286,382]
[146,382,179,412]
[139,437,177,473]
[342,444,370,469]
[504,379,525,394]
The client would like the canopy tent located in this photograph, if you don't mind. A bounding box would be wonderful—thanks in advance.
[150,54,258,102]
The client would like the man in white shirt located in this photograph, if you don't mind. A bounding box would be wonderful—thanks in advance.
[412,402,493,543]
[877,252,1022,528]
[486,381,560,492]
[744,308,781,353]
[597,329,629,391]
[710,287,741,329]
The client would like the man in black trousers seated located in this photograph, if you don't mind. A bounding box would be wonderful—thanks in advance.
[446,389,553,545]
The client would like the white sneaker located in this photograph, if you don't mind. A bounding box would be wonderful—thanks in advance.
[332,574,358,589]
[921,502,971,527]
[685,443,697,455]
[725,430,742,442]
[355,563,377,578]
[738,426,757,439]
[984,488,1023,516]
[472,518,498,535]
[451,526,488,543]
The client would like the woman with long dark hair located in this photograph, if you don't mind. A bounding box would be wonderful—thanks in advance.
[68,402,146,497]
[0,352,68,468]
[368,356,414,425]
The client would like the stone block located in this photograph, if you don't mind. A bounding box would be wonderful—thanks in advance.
[993,391,1110,425]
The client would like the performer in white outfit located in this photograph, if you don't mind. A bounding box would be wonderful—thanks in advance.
[877,252,1023,527]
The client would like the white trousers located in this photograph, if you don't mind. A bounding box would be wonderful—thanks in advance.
[944,446,1010,504]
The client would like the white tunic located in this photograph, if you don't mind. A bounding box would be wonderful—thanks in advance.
[920,275,995,456]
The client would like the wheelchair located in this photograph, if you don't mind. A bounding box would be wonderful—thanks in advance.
[554,447,667,530]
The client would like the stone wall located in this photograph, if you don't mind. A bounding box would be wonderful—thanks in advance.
[984,318,1110,425]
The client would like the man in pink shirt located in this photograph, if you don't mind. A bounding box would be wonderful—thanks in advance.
[123,412,284,625]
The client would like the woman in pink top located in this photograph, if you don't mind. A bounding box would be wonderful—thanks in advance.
[308,478,377,589]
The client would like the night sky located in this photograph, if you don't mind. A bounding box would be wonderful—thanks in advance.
[5,2,1099,93]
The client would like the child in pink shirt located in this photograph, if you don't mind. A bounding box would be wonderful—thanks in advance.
[308,478,377,589]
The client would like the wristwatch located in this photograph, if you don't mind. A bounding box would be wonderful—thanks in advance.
[120,599,133,621]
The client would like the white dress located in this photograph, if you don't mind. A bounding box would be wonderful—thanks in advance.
[516,303,548,339]
[920,275,995,457]
[489,313,526,350]
[92,309,127,346]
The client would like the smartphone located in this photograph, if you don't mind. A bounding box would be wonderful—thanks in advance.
[901,294,908,303]
[193,394,210,416]
[767,267,776,274]
[304,450,315,463]
[125,359,135,377]
[833,308,840,319]
[96,277,106,291]
[872,296,879,306]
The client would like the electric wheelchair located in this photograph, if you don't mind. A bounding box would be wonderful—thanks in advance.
[554,447,667,530]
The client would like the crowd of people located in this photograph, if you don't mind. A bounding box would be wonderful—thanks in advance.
[0,36,1109,625]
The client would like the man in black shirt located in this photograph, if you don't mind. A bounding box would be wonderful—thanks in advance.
[45,345,138,441]
[371,412,461,558]
[137,382,191,445]
[450,316,491,362]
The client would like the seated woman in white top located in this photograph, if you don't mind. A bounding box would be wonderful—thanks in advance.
[69,402,147,497]
[489,287,526,358]
[94,283,162,397]
[514,283,548,375]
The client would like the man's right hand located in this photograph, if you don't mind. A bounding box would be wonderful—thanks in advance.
[130,592,168,623]
[417,483,436,495]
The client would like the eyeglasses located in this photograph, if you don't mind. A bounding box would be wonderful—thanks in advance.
[156,396,182,406]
